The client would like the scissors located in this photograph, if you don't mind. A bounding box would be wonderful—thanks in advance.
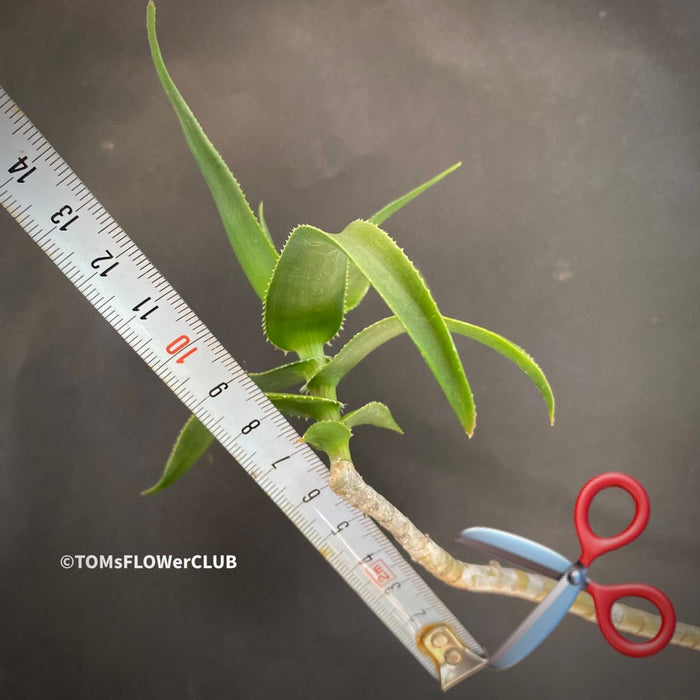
[457,472,676,669]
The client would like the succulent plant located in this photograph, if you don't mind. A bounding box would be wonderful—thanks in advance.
[144,1,553,495]
[142,2,696,653]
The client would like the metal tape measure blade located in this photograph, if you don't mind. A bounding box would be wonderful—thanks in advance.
[0,84,487,687]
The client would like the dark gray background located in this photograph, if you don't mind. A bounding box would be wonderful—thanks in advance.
[1,0,698,698]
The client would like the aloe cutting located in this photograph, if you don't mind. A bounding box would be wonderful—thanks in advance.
[142,1,698,653]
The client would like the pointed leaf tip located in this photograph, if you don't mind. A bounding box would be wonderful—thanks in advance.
[369,161,463,227]
[249,357,329,392]
[298,221,475,433]
[444,317,555,426]
[341,401,403,434]
[334,220,476,434]
[346,162,464,311]
[313,314,554,428]
[141,415,214,495]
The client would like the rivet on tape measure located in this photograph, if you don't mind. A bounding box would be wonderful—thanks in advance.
[0,85,488,690]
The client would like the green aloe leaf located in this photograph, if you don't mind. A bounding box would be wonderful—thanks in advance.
[258,201,273,246]
[343,262,369,313]
[312,315,555,424]
[141,414,214,495]
[266,393,341,421]
[341,401,403,433]
[281,222,475,434]
[142,385,339,495]
[368,162,462,227]
[147,2,277,299]
[263,227,348,357]
[445,318,555,424]
[310,316,404,388]
[302,421,352,460]
[249,357,329,391]
[344,162,462,311]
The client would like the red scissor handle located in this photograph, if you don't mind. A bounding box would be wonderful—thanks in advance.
[587,580,676,657]
[574,472,676,657]
[574,472,650,567]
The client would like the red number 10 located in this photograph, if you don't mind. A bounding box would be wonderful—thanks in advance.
[166,335,198,364]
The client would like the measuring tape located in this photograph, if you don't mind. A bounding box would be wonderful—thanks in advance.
[0,85,488,690]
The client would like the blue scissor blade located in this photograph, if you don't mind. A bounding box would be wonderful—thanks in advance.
[489,570,583,669]
[456,527,571,579]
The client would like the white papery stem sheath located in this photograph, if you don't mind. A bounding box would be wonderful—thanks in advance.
[329,459,700,651]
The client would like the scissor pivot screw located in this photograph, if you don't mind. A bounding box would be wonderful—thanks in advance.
[567,569,583,586]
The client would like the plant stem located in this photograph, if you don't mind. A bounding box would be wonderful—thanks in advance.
[328,458,700,651]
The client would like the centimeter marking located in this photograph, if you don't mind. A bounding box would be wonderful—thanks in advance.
[0,85,486,682]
